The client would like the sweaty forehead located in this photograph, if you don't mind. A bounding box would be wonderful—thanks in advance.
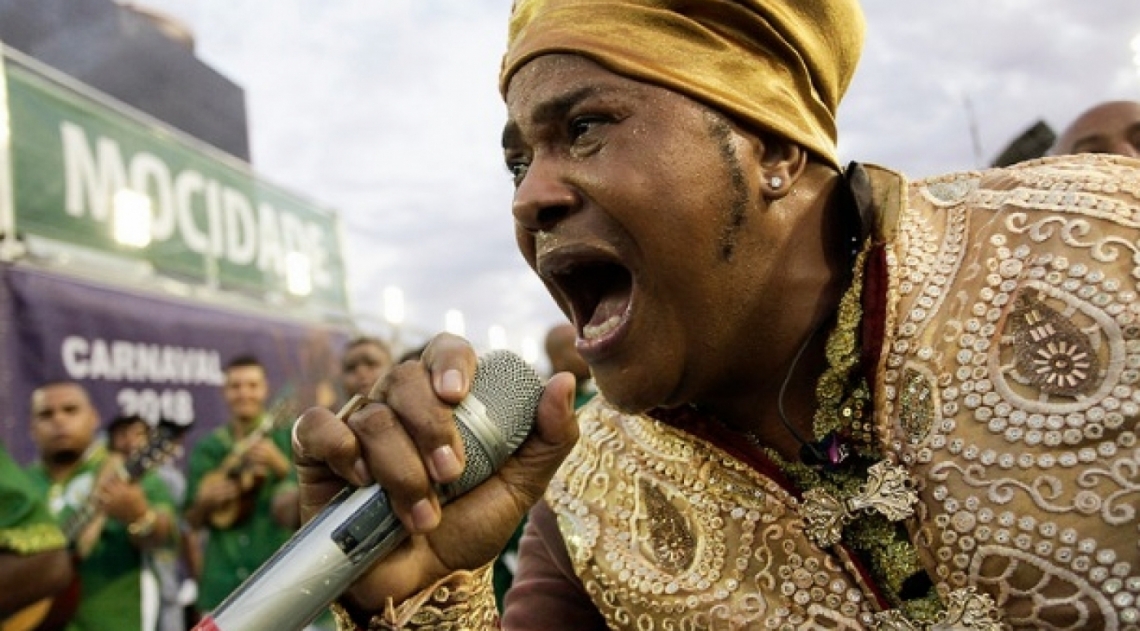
[506,56,611,106]
[502,56,657,147]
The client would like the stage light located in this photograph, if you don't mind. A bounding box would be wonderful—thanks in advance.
[488,324,507,350]
[383,286,405,326]
[285,252,312,296]
[445,309,466,336]
[520,336,540,365]
[112,189,152,248]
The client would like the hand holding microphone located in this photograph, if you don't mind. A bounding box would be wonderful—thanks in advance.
[196,336,581,631]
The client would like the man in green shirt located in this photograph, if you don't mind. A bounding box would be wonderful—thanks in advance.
[26,381,176,631]
[183,355,298,618]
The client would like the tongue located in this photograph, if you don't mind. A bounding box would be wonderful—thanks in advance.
[593,293,627,324]
[583,291,629,339]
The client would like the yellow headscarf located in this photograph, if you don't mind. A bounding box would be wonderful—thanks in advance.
[501,0,865,169]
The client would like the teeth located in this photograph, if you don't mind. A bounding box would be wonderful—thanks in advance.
[583,313,622,341]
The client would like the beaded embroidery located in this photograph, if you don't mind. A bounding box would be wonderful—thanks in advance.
[768,231,932,620]
[872,587,1001,630]
[886,155,1140,628]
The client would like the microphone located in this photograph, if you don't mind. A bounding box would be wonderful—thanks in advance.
[192,350,544,631]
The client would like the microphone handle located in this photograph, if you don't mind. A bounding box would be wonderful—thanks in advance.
[195,482,405,631]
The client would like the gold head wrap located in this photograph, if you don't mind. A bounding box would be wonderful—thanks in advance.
[501,0,865,169]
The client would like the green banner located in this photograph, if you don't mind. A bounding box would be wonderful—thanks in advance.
[4,54,349,314]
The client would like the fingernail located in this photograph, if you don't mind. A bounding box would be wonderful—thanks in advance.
[353,459,374,485]
[440,369,464,396]
[410,498,439,531]
[430,445,462,481]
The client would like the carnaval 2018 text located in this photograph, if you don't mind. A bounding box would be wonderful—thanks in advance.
[59,121,333,288]
[61,336,225,425]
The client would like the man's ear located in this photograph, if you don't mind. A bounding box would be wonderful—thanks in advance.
[757,135,808,200]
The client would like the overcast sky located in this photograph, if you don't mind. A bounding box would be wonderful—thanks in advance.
[137,0,1140,368]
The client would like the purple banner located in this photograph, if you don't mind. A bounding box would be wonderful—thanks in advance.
[0,265,353,465]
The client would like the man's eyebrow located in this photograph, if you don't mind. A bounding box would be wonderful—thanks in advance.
[501,85,602,149]
[502,122,522,151]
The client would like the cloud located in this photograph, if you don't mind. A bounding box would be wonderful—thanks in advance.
[841,0,1140,176]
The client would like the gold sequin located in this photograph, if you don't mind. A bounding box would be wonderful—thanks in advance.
[899,369,936,444]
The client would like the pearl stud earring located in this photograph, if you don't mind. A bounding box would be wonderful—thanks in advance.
[770,176,783,189]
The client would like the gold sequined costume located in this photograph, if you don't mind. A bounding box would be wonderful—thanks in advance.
[537,154,1140,630]
[335,154,1140,630]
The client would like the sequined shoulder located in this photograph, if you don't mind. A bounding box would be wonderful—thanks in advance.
[878,153,1140,628]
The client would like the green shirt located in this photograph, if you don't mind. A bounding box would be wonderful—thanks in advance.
[185,418,296,612]
[26,444,175,631]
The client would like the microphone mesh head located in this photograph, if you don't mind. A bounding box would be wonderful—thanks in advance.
[451,350,543,494]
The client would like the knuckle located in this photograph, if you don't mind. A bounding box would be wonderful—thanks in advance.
[345,403,400,440]
[381,362,426,396]
[388,467,429,496]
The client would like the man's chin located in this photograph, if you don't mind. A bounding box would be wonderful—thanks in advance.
[596,384,660,416]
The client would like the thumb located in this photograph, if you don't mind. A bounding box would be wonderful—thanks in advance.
[498,371,580,503]
[535,372,580,449]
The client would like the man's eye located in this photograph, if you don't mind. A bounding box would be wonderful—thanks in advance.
[569,115,606,141]
[506,160,530,184]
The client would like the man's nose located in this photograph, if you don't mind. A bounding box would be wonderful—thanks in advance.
[512,158,578,234]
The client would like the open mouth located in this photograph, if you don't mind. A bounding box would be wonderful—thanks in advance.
[551,261,633,342]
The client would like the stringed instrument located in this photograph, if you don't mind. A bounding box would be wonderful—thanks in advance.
[205,396,295,529]
[1,421,186,631]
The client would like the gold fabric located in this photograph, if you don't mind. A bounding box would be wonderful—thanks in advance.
[551,400,881,628]
[546,154,1140,629]
[500,0,864,169]
[880,154,1140,628]
[331,563,498,630]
